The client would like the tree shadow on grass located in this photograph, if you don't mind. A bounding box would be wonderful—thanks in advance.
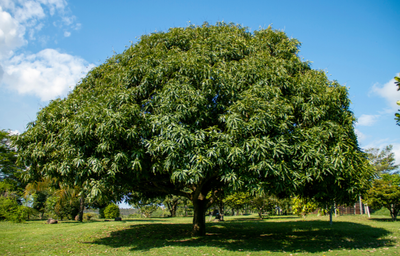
[58,219,168,224]
[90,219,394,254]
[368,217,396,222]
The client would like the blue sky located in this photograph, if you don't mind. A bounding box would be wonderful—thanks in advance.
[0,1,399,171]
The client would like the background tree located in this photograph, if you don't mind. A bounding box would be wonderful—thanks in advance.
[248,193,277,219]
[224,192,250,216]
[163,195,183,217]
[16,22,370,236]
[131,198,162,218]
[365,145,399,176]
[0,130,19,181]
[367,174,400,221]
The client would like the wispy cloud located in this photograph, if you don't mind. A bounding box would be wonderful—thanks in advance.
[356,114,380,126]
[371,74,400,111]
[355,128,367,143]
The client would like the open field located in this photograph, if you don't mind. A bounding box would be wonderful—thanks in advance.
[0,214,399,255]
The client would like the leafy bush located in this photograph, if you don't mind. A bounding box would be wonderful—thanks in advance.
[104,204,120,218]
[292,197,318,218]
[83,212,97,220]
[45,195,80,220]
[0,196,28,223]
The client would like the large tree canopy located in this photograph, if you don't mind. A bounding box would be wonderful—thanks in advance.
[16,22,370,235]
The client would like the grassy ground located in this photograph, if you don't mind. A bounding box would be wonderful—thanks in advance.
[0,214,399,255]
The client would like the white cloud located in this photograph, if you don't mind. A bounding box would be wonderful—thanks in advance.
[371,74,400,111]
[0,6,27,60]
[13,1,45,23]
[356,114,379,126]
[0,0,92,102]
[0,0,78,51]
[3,49,94,101]
[355,129,367,143]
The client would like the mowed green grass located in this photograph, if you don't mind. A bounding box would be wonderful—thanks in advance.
[0,214,399,255]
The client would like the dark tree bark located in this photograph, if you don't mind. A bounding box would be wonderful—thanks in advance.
[78,193,85,222]
[166,199,179,217]
[192,196,208,236]
[390,204,399,221]
[218,200,224,221]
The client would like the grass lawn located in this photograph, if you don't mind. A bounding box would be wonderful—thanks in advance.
[0,214,399,255]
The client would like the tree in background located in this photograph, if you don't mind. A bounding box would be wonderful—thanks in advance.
[131,198,162,218]
[0,130,19,182]
[15,23,371,235]
[248,194,277,219]
[163,195,183,217]
[24,178,81,220]
[367,174,400,221]
[0,130,30,222]
[224,192,250,216]
[365,145,399,177]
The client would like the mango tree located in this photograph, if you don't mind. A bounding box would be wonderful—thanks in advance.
[16,22,370,236]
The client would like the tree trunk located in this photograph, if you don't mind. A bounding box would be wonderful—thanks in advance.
[366,204,371,218]
[78,193,85,222]
[192,197,207,236]
[390,204,398,221]
[218,201,224,221]
[329,204,334,225]
[171,203,177,217]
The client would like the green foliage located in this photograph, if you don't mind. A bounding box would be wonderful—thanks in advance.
[292,197,318,218]
[45,194,80,220]
[248,194,277,218]
[0,181,29,222]
[395,75,400,126]
[224,192,250,213]
[367,173,400,221]
[99,207,106,218]
[31,191,47,218]
[0,130,19,181]
[15,22,371,235]
[104,203,120,218]
[83,212,96,220]
[163,195,183,217]
[366,145,399,176]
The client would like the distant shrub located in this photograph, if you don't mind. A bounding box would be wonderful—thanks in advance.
[0,197,29,223]
[104,204,120,218]
[84,212,97,220]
